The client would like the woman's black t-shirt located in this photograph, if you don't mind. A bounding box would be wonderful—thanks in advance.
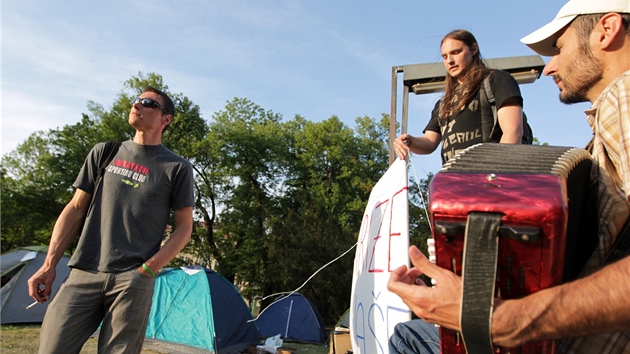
[424,70,523,164]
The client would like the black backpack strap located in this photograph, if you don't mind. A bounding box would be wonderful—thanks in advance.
[481,73,534,144]
[97,141,122,180]
[480,74,498,143]
[86,141,121,207]
[95,141,122,189]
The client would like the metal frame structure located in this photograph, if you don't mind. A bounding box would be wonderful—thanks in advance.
[388,55,546,164]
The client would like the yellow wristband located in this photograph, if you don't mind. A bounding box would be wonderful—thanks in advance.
[142,263,156,277]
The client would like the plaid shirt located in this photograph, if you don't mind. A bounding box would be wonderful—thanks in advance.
[559,70,630,354]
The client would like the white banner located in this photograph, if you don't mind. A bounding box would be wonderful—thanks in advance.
[350,158,411,354]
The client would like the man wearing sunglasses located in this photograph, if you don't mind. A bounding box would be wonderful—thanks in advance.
[27,87,195,354]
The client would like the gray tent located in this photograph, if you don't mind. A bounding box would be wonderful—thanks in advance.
[336,308,349,328]
[1,246,71,324]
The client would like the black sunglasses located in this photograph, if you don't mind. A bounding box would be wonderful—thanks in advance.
[132,97,168,114]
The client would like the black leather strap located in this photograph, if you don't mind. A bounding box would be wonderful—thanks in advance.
[86,141,122,217]
[460,212,502,354]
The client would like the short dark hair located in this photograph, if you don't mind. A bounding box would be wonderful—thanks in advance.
[571,13,630,49]
[569,13,630,90]
[143,86,175,116]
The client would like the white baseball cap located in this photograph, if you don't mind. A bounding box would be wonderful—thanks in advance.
[521,0,630,56]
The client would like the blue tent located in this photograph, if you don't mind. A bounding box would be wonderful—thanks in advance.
[256,293,327,344]
[145,266,260,353]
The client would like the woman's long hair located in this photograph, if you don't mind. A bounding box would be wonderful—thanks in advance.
[438,30,490,119]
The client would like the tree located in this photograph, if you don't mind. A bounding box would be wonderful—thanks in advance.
[191,100,392,324]
[408,172,433,256]
[262,114,391,324]
[1,133,69,252]
[197,98,286,297]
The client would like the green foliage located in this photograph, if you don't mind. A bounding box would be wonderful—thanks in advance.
[257,114,390,323]
[532,137,549,146]
[408,172,433,256]
[1,133,68,252]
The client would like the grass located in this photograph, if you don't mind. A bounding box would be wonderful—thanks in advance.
[279,341,330,354]
[1,325,41,354]
[0,324,162,354]
[1,324,331,354]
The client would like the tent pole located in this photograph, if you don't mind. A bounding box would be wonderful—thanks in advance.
[285,300,294,338]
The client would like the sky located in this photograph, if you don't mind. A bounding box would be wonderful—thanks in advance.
[1,0,594,177]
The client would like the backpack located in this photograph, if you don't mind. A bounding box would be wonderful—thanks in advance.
[480,72,534,144]
[97,141,123,185]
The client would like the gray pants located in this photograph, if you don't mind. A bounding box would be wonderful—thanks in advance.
[39,268,156,354]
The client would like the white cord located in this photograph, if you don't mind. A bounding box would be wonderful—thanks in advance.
[251,155,434,323]
[249,242,358,322]
[407,154,432,233]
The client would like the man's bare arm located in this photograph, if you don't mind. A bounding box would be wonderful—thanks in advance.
[27,189,92,302]
[138,206,193,276]
[492,256,630,347]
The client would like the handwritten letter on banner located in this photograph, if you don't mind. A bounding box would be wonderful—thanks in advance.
[350,158,411,354]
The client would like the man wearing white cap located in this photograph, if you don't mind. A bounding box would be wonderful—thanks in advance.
[388,0,630,353]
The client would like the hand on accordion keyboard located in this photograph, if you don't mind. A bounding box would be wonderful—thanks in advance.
[387,245,463,332]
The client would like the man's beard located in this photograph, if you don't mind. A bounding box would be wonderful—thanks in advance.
[557,44,603,104]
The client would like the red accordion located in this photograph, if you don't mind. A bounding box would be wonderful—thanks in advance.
[428,144,598,354]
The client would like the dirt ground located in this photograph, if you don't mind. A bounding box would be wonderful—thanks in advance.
[1,324,330,354]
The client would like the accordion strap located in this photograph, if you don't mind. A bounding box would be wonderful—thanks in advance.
[460,212,502,354]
